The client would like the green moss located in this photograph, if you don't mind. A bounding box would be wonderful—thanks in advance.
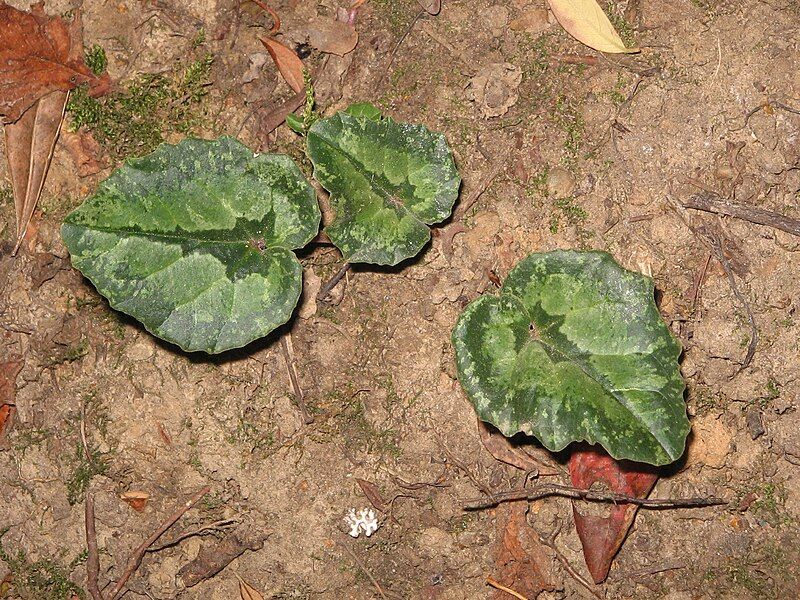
[0,531,86,600]
[549,197,588,234]
[67,51,213,161]
[552,95,585,168]
[84,45,107,76]
[605,2,636,48]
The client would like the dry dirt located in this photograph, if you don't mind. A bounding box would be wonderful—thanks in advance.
[1,0,800,599]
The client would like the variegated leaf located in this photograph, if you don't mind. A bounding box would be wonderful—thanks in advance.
[452,251,689,466]
[62,137,320,353]
[307,103,460,266]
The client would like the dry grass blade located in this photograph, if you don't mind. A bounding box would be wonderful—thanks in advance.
[546,0,637,54]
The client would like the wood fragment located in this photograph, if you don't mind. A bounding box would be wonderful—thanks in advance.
[316,262,351,304]
[453,157,506,221]
[177,528,269,588]
[463,482,726,511]
[108,486,211,599]
[683,193,800,237]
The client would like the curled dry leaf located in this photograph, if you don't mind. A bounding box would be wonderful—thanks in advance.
[546,0,637,54]
[0,2,110,123]
[121,490,151,512]
[355,478,388,513]
[307,17,358,56]
[477,420,559,475]
[261,37,305,92]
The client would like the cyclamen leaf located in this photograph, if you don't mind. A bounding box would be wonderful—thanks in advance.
[307,104,460,266]
[546,0,636,54]
[62,137,320,354]
[452,251,689,466]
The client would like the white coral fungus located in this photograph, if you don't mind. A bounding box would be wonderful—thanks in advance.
[345,507,379,538]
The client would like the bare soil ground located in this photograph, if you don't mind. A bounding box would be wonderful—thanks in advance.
[1,0,799,598]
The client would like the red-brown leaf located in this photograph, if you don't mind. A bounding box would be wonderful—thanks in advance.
[491,503,555,599]
[0,359,23,444]
[355,478,388,513]
[568,445,658,583]
[0,2,110,124]
[260,37,305,93]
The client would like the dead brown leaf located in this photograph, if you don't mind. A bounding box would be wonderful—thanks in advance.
[5,90,67,253]
[261,37,305,92]
[0,2,110,124]
[0,359,23,445]
[417,0,442,15]
[355,478,388,513]
[477,420,559,475]
[235,574,265,600]
[492,503,555,599]
[307,17,358,56]
[120,490,151,513]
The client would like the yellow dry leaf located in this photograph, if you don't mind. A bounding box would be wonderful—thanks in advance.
[546,0,638,54]
[235,574,265,600]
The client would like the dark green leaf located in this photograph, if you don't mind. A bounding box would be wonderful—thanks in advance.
[452,251,689,466]
[62,137,320,353]
[307,103,460,265]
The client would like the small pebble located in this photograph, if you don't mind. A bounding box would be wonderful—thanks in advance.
[547,167,576,198]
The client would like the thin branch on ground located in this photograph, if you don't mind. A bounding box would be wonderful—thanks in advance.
[707,231,758,373]
[106,486,211,600]
[463,482,726,511]
[316,262,351,304]
[683,193,800,237]
[453,157,506,221]
[379,10,425,88]
[616,560,687,579]
[486,576,529,600]
[536,519,603,600]
[337,538,389,600]
[147,518,240,552]
[85,493,103,600]
[279,334,313,424]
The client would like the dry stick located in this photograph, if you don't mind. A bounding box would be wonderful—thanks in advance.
[147,518,240,553]
[279,334,313,424]
[617,560,686,579]
[537,519,603,600]
[379,10,425,88]
[453,158,506,221]
[486,576,529,600]
[107,486,211,600]
[337,539,389,600]
[708,231,758,373]
[683,193,800,237]
[84,493,103,600]
[463,483,726,511]
[316,262,351,303]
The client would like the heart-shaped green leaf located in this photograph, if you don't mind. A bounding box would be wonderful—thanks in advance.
[62,137,320,354]
[307,103,460,266]
[452,251,689,466]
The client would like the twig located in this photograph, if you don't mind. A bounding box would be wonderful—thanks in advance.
[337,539,388,600]
[616,560,686,579]
[537,519,603,599]
[147,518,239,552]
[279,334,313,424]
[84,493,103,600]
[453,158,505,221]
[79,401,93,466]
[379,10,425,88]
[107,486,211,600]
[683,193,800,237]
[486,576,529,600]
[316,262,351,304]
[707,231,758,373]
[463,483,726,511]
